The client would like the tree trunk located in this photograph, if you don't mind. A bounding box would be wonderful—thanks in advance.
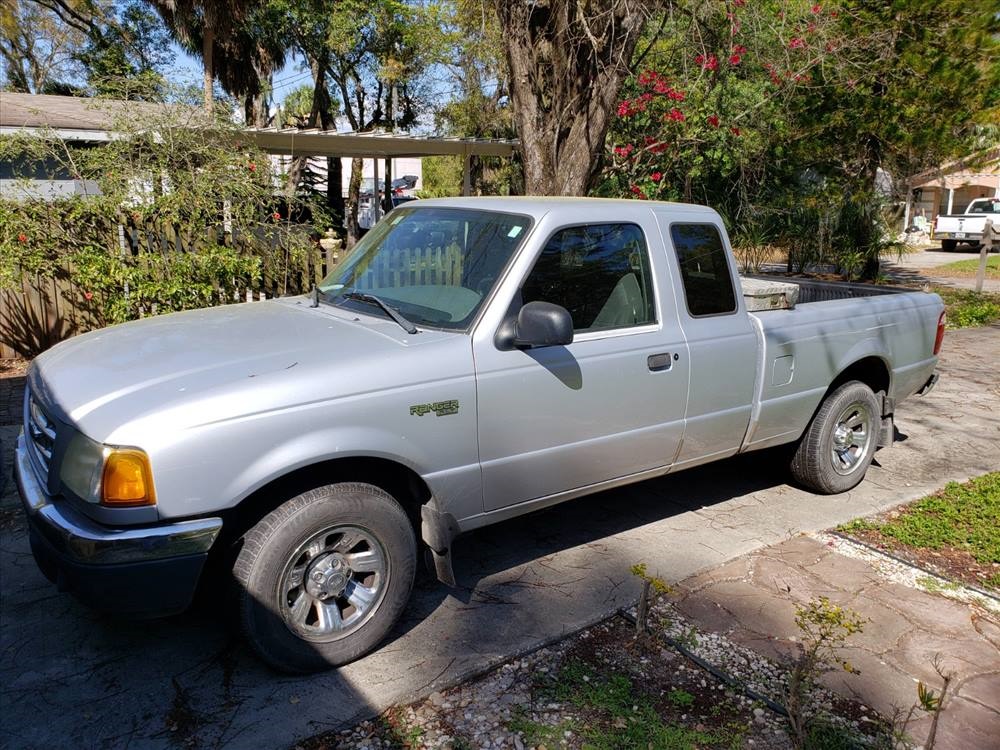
[202,27,214,114]
[497,0,650,196]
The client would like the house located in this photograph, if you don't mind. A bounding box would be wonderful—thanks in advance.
[0,92,514,220]
[902,148,1000,231]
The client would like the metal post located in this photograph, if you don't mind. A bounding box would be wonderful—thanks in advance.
[373,157,381,223]
[462,149,472,197]
[384,155,393,214]
[902,187,912,234]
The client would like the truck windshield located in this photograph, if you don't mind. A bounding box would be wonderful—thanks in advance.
[318,207,531,330]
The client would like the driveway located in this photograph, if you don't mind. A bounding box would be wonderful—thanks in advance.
[2,325,999,750]
[885,246,1000,292]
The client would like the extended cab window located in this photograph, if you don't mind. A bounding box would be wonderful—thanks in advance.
[670,224,737,317]
[521,223,656,333]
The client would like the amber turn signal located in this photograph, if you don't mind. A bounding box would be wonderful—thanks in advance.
[101,449,156,507]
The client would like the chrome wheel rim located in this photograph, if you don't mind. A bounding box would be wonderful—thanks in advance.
[278,525,388,641]
[830,401,873,476]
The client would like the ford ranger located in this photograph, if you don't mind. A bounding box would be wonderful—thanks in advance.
[15,198,944,672]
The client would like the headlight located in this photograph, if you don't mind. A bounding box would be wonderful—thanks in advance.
[60,434,157,507]
[60,432,105,502]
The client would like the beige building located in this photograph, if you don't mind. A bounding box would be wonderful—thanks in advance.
[903,148,1000,230]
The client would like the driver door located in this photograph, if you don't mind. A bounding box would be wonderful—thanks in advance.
[472,221,691,512]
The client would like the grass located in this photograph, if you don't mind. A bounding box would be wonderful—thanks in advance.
[931,286,1000,329]
[928,255,1000,279]
[518,658,745,750]
[839,473,1000,586]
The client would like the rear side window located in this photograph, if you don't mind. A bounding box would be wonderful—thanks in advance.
[521,223,656,333]
[670,224,737,317]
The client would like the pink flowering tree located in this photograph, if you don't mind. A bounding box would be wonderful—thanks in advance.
[601,1,844,204]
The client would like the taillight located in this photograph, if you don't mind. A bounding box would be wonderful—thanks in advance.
[933,311,946,355]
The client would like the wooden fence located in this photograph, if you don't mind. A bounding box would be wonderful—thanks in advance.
[1,241,341,360]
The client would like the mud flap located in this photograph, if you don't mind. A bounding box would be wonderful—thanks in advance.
[878,414,894,449]
[420,503,461,587]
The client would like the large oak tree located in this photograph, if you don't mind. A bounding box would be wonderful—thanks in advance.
[494,0,658,195]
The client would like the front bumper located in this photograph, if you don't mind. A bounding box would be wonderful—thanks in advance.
[15,433,223,617]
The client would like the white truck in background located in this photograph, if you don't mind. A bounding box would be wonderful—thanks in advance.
[933,197,1000,251]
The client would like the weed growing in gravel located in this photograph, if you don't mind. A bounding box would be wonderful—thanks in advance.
[535,659,744,749]
[785,597,868,749]
[667,688,695,709]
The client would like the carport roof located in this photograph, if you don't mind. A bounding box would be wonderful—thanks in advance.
[0,92,517,158]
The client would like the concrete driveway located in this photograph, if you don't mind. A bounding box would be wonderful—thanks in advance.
[2,325,998,750]
[885,246,1000,292]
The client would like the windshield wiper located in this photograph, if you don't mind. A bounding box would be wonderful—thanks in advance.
[341,291,419,334]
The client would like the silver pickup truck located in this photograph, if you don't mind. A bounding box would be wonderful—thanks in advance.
[16,198,944,672]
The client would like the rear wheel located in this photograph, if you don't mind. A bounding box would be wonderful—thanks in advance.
[790,381,880,494]
[940,239,958,251]
[234,482,416,673]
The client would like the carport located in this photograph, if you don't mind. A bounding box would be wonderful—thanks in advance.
[244,126,518,222]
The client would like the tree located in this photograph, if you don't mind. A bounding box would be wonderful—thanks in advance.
[433,0,520,194]
[494,0,658,195]
[149,0,271,114]
[1,0,171,98]
[0,0,88,93]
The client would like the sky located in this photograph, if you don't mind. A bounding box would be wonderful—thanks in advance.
[171,43,311,106]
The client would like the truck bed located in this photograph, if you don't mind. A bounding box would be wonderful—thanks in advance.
[744,274,908,305]
[738,276,940,454]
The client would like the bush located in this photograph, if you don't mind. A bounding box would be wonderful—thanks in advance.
[0,97,323,331]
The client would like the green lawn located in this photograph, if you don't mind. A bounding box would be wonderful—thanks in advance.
[840,473,1000,590]
[930,255,1000,279]
[931,286,1000,329]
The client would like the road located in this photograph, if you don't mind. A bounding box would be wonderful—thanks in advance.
[2,324,998,750]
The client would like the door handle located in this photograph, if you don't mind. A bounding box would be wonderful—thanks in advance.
[647,353,672,372]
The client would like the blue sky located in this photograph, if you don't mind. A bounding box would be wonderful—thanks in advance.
[171,43,310,104]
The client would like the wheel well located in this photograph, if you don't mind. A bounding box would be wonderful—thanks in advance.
[827,356,891,409]
[216,457,433,548]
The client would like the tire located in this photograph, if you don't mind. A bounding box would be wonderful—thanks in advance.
[940,240,957,251]
[234,482,416,673]
[790,381,881,495]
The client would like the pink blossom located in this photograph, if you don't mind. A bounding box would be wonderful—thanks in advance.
[650,172,663,182]
[730,127,742,136]
[811,3,822,13]
[84,291,94,300]
[707,114,720,127]
[729,53,742,65]
[665,108,685,122]
[789,37,806,49]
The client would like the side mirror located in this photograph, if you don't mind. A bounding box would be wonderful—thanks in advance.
[512,301,574,349]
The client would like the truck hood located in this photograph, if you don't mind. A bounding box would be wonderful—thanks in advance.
[30,298,459,443]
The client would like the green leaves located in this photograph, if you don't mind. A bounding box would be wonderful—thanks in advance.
[0,100,321,328]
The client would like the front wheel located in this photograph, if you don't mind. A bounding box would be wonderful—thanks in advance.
[940,239,958,251]
[234,482,416,673]
[790,381,881,494]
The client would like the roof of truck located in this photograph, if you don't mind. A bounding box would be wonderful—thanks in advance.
[411,196,720,219]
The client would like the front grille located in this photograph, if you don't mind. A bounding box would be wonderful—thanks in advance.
[26,392,56,483]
